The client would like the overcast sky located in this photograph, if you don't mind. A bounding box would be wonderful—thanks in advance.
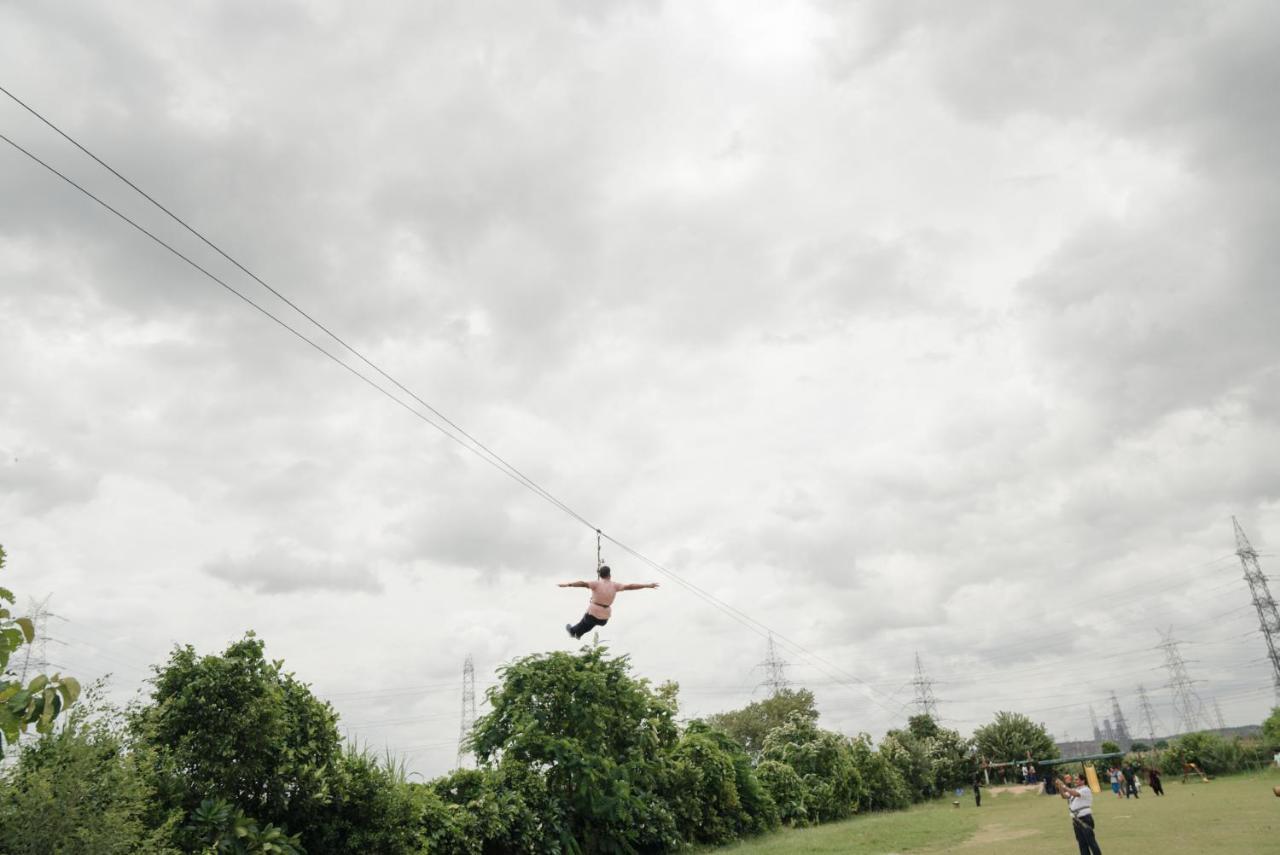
[3,0,1278,776]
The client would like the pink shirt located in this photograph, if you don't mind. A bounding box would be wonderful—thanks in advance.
[586,579,622,619]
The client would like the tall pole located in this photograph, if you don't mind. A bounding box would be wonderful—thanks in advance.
[756,633,791,696]
[1108,691,1132,750]
[912,651,939,719]
[457,654,477,769]
[1159,629,1210,734]
[1135,684,1163,745]
[1233,517,1280,701]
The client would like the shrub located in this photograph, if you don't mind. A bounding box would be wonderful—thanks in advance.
[0,692,180,854]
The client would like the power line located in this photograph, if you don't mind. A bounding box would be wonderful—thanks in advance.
[0,92,905,721]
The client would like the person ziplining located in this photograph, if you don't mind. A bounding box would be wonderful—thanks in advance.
[559,564,658,639]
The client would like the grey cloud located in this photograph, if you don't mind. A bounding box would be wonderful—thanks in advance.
[204,539,381,594]
[0,449,101,514]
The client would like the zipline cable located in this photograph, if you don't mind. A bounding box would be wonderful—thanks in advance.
[0,112,902,714]
[0,84,594,534]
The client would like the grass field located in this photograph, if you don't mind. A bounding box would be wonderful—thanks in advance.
[711,769,1280,853]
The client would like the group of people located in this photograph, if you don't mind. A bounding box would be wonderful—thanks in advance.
[1106,763,1165,798]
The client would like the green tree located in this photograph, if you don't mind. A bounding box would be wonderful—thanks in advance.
[972,711,1059,764]
[925,725,975,793]
[0,689,180,854]
[0,545,79,752]
[131,634,342,851]
[877,730,933,802]
[705,689,818,757]
[468,647,682,854]
[753,760,807,826]
[1100,740,1121,755]
[1129,741,1150,753]
[669,721,778,844]
[906,714,940,740]
[1262,707,1280,750]
[848,734,910,812]
[759,712,865,823]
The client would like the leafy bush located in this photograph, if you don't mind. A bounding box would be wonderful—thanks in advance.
[1158,731,1271,776]
[1263,707,1280,750]
[469,647,682,854]
[0,544,79,751]
[0,690,179,855]
[130,634,342,852]
[849,734,910,812]
[704,689,818,757]
[754,759,807,826]
[973,711,1059,764]
[668,721,778,844]
[877,731,933,803]
[759,712,864,823]
[313,746,430,855]
[184,798,303,854]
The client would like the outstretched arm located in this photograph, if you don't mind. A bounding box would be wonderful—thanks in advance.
[558,581,589,588]
[620,582,660,591]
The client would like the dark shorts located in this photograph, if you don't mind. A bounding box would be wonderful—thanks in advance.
[569,613,608,638]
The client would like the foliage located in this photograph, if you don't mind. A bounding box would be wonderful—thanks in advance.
[1130,741,1150,753]
[972,711,1059,764]
[669,721,778,844]
[130,634,342,852]
[1158,731,1271,776]
[469,646,682,854]
[1100,740,1121,755]
[754,759,808,827]
[0,544,79,751]
[877,731,932,804]
[924,724,975,793]
[0,688,180,854]
[184,798,304,854]
[704,689,818,757]
[848,733,910,812]
[425,762,559,855]
[1262,707,1280,750]
[905,714,940,741]
[759,712,864,823]
[309,745,432,855]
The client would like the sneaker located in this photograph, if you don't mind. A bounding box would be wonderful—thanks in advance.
[565,624,576,639]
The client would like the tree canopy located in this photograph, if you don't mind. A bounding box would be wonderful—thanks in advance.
[973,711,1059,763]
[704,688,818,757]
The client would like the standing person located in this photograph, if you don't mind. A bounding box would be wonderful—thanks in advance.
[1148,766,1164,796]
[1109,766,1122,798]
[559,565,659,639]
[1122,764,1138,799]
[1058,773,1103,855]
[972,771,982,807]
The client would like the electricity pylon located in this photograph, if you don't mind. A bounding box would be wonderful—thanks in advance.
[457,654,477,769]
[912,651,940,719]
[1233,517,1280,701]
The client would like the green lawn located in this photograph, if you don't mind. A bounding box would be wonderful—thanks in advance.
[712,769,1280,853]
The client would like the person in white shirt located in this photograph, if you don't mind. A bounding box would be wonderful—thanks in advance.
[1058,772,1102,855]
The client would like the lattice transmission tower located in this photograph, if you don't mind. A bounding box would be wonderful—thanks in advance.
[1108,691,1132,750]
[1159,630,1211,734]
[756,633,791,696]
[1212,699,1227,730]
[1233,517,1280,701]
[16,596,56,683]
[1135,684,1164,744]
[457,654,477,769]
[1089,706,1103,743]
[911,652,939,719]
